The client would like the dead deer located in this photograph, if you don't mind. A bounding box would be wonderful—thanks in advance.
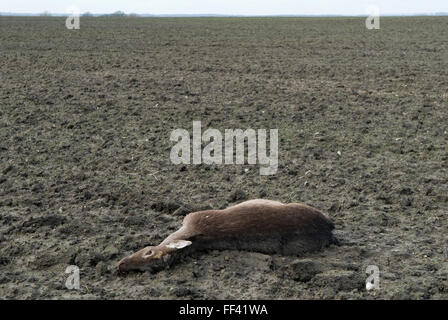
[117,199,336,272]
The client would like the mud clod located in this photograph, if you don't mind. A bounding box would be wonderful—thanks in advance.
[230,189,247,202]
[312,270,364,292]
[280,259,324,282]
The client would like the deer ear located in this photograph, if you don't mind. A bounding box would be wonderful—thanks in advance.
[166,240,192,250]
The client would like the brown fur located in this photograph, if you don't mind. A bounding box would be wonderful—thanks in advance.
[117,199,336,272]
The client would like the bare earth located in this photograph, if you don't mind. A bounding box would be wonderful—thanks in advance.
[0,16,447,299]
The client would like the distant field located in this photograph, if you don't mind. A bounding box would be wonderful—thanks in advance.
[0,16,447,299]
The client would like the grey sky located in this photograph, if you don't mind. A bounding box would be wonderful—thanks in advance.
[1,0,448,15]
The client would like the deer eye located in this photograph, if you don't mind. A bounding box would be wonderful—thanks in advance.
[144,249,153,257]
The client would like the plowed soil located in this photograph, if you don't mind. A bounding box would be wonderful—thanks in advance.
[0,16,447,299]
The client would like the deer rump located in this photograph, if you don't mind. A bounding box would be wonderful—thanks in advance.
[182,203,336,256]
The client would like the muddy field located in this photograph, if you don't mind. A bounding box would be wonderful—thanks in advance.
[0,16,447,299]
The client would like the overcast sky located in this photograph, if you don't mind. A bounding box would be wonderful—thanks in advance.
[1,0,448,15]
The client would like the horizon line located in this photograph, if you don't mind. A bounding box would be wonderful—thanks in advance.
[1,11,448,17]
